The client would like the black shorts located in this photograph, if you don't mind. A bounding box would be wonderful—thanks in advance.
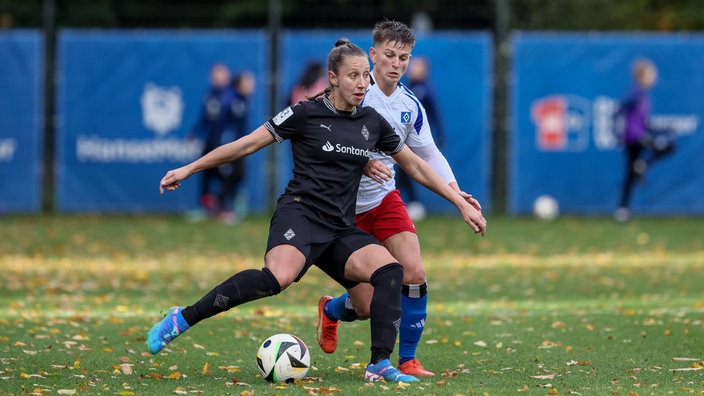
[266,197,381,289]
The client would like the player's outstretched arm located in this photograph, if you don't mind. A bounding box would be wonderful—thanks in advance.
[160,126,274,194]
[392,146,486,235]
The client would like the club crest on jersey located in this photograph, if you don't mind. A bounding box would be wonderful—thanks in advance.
[400,111,411,125]
[361,125,369,141]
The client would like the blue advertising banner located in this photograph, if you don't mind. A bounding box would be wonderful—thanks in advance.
[0,30,43,214]
[510,32,704,216]
[56,29,268,213]
[278,30,492,214]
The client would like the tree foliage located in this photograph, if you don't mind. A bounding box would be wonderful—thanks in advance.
[3,0,701,31]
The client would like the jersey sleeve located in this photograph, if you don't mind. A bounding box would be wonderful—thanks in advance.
[263,103,306,143]
[375,113,404,155]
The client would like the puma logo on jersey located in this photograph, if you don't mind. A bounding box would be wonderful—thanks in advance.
[320,123,332,132]
[322,141,334,152]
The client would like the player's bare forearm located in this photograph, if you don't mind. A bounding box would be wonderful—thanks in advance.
[159,126,273,194]
[394,147,486,235]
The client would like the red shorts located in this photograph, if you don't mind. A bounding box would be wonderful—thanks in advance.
[355,189,416,242]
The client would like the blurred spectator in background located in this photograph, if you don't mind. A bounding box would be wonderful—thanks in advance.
[188,63,255,224]
[397,56,446,219]
[614,58,676,222]
[289,60,328,105]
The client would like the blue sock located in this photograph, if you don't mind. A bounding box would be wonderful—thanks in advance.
[323,292,359,322]
[398,283,428,364]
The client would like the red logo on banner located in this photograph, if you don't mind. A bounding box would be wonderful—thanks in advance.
[531,96,567,150]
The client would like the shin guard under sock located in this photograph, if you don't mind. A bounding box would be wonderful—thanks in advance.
[181,268,281,326]
[369,262,403,364]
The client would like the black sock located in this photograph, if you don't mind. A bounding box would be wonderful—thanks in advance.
[368,262,403,364]
[181,268,281,326]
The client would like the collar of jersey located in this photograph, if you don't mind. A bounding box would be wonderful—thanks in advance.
[323,94,358,116]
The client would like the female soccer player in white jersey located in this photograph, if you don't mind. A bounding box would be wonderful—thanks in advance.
[317,20,485,377]
[148,38,486,384]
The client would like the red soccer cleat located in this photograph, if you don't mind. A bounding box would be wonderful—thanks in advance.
[316,295,339,354]
[398,359,435,377]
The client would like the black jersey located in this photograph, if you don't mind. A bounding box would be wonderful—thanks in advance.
[264,95,403,227]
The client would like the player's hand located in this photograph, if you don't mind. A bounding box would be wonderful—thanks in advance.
[159,167,189,194]
[459,191,482,211]
[364,159,392,183]
[461,203,487,236]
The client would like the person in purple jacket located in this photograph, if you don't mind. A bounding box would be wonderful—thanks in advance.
[614,58,675,222]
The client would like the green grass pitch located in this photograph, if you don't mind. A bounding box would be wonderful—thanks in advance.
[1,214,703,395]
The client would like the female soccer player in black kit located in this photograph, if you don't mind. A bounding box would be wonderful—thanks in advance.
[148,38,486,383]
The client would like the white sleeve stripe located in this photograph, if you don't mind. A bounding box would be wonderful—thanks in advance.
[263,122,283,143]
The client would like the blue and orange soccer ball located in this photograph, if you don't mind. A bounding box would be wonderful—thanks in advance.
[256,333,311,383]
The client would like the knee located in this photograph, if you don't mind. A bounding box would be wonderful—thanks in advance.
[402,261,426,285]
[265,267,296,291]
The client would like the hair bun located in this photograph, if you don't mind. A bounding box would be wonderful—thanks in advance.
[335,38,350,47]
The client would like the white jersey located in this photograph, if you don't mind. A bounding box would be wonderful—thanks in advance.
[356,81,441,213]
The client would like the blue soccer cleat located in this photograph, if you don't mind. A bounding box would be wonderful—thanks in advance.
[147,306,188,354]
[364,359,419,383]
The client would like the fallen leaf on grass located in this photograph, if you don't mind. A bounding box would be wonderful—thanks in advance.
[672,357,699,361]
[219,365,241,373]
[21,373,45,378]
[57,390,76,395]
[303,385,341,393]
[566,360,592,366]
[441,370,458,377]
[225,379,250,387]
[202,362,211,375]
[529,373,557,380]
[396,381,411,389]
